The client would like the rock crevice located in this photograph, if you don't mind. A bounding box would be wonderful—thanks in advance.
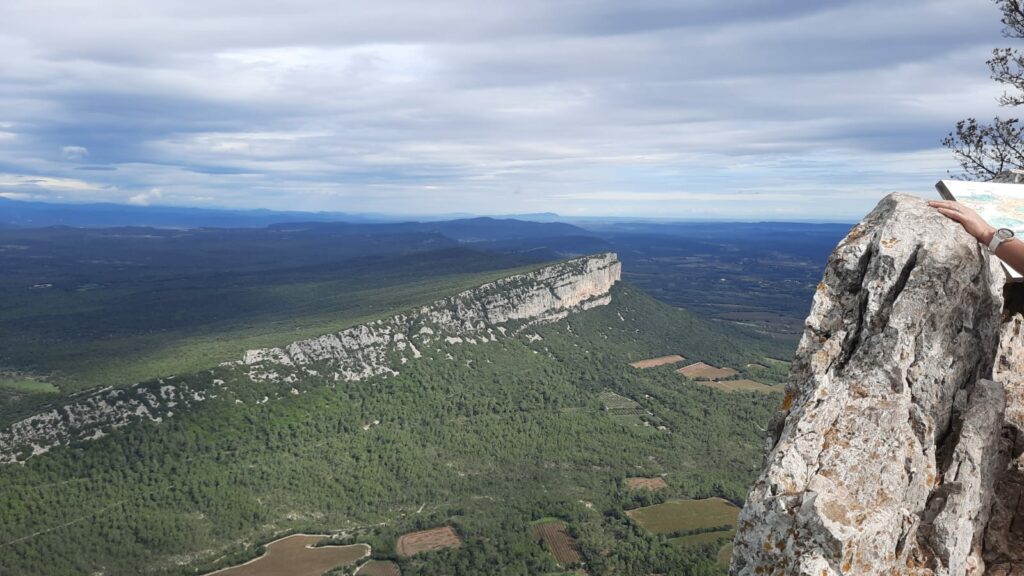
[732,193,1016,576]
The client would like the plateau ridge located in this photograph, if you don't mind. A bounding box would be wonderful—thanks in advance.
[0,253,620,464]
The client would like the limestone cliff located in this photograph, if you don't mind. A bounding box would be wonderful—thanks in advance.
[241,251,620,382]
[0,253,620,464]
[730,194,1024,576]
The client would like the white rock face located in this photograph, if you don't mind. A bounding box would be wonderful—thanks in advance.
[731,194,1011,576]
[0,253,621,463]
[241,252,621,381]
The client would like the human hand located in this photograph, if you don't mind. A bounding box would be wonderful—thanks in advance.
[927,199,997,245]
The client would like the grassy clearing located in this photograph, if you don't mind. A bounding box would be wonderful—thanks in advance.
[626,497,740,535]
[0,378,59,394]
[717,543,734,568]
[667,528,734,548]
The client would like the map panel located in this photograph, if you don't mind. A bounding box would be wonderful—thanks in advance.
[936,179,1024,280]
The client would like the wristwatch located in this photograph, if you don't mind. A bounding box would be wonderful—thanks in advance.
[989,227,1015,252]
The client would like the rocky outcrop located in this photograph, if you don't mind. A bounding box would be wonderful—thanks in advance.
[986,314,1024,575]
[731,193,1016,575]
[0,253,620,464]
[240,252,621,381]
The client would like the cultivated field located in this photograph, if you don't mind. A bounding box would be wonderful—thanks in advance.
[668,528,735,548]
[699,379,783,394]
[208,534,368,576]
[355,559,401,576]
[626,497,740,535]
[718,543,735,567]
[597,390,666,428]
[629,354,685,369]
[396,526,463,556]
[675,362,738,380]
[598,390,646,425]
[625,476,668,490]
[533,521,582,566]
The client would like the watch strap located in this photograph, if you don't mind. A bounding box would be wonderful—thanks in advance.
[989,229,1014,251]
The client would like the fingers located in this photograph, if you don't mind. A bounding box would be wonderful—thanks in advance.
[933,206,966,223]
[928,199,963,212]
[929,199,976,219]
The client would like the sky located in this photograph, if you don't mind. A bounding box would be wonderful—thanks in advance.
[0,0,1014,220]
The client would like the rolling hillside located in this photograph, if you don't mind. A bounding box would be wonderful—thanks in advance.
[0,256,789,576]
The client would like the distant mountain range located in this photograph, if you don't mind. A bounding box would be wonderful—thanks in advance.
[0,197,569,229]
[0,197,853,229]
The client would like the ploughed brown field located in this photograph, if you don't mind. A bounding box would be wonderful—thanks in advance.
[208,534,369,576]
[533,521,582,565]
[700,379,783,394]
[675,361,738,380]
[625,476,668,490]
[355,559,401,576]
[629,354,685,369]
[396,526,463,556]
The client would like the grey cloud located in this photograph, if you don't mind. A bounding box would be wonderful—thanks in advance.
[0,0,1014,218]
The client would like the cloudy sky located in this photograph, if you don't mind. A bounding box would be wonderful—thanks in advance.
[0,0,1013,219]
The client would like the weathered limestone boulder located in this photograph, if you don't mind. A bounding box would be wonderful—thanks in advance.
[985,313,1024,575]
[731,193,1009,575]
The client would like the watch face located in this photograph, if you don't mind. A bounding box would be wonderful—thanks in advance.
[997,228,1015,241]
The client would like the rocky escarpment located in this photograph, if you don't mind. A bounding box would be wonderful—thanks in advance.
[0,253,620,464]
[730,193,1024,576]
[241,251,620,382]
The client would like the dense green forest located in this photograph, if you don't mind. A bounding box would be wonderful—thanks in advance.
[0,283,790,575]
[0,230,549,426]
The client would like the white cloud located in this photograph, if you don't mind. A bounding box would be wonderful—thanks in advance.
[0,173,100,191]
[128,187,163,206]
[61,145,89,160]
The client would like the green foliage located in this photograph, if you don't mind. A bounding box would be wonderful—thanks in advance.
[943,1,1024,179]
[0,237,544,423]
[0,284,786,575]
[0,378,58,394]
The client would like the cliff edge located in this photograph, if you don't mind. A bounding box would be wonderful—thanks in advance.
[0,253,621,463]
[731,193,1024,575]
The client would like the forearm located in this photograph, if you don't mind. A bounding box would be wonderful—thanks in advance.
[992,235,1024,275]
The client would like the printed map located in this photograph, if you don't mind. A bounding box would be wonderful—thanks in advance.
[937,179,1024,279]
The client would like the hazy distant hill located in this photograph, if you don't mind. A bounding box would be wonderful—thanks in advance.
[0,198,576,230]
[270,217,590,241]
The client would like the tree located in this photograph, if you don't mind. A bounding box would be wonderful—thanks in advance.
[944,0,1024,179]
